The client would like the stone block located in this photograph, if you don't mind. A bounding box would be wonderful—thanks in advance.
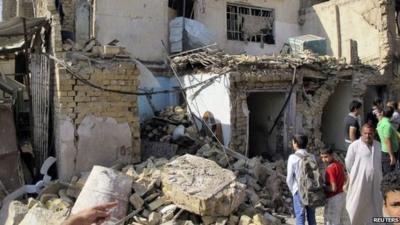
[148,212,162,225]
[129,193,144,210]
[71,166,132,221]
[239,215,252,225]
[253,214,268,225]
[4,201,29,225]
[148,196,169,211]
[162,154,246,216]
[18,203,67,225]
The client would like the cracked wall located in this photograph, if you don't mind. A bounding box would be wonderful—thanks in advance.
[301,0,396,77]
[56,60,141,181]
[36,0,141,181]
[228,67,381,156]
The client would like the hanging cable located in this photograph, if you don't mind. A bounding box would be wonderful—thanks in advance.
[45,53,224,96]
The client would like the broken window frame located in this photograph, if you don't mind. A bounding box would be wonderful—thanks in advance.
[226,3,275,44]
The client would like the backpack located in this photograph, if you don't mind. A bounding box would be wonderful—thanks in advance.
[295,152,326,208]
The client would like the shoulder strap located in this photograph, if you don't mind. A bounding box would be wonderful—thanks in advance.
[294,151,306,159]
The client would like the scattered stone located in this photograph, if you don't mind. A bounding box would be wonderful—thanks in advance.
[233,159,246,170]
[228,215,239,225]
[133,182,148,197]
[130,193,145,210]
[148,212,162,225]
[4,201,28,225]
[216,217,229,225]
[144,192,160,202]
[19,203,67,225]
[162,154,246,216]
[253,214,268,225]
[123,165,139,179]
[202,216,217,225]
[39,194,58,204]
[148,196,168,211]
[264,212,281,225]
[239,215,252,225]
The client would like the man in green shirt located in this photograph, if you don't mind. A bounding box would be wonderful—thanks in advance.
[376,108,399,175]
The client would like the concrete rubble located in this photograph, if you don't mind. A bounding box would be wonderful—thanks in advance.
[0,107,292,225]
[162,154,246,216]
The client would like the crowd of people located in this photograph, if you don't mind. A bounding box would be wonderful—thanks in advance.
[287,99,400,225]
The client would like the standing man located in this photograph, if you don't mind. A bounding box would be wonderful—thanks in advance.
[345,123,383,225]
[344,100,362,150]
[376,108,399,175]
[286,134,317,225]
[366,98,383,128]
[387,101,400,131]
[320,148,346,225]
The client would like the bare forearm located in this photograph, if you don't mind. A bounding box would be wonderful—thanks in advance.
[349,128,357,142]
[385,138,394,156]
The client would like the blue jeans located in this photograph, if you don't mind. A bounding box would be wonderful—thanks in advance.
[293,192,316,225]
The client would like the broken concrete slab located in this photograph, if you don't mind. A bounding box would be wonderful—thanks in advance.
[162,154,246,216]
[148,212,162,225]
[238,215,252,225]
[4,201,28,225]
[130,193,144,210]
[148,196,169,211]
[71,166,132,221]
[253,214,268,225]
[18,203,67,225]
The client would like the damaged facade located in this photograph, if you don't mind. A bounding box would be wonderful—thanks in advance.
[172,50,380,158]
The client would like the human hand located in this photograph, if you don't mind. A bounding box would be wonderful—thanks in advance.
[390,154,397,166]
[63,202,118,225]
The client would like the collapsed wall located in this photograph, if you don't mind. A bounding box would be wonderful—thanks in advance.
[35,0,141,181]
[172,50,382,155]
[56,58,141,180]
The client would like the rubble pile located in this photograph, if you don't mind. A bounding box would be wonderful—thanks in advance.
[171,48,377,74]
[140,106,203,156]
[1,142,293,225]
[62,38,130,59]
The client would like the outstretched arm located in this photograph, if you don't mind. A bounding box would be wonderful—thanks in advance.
[63,202,118,225]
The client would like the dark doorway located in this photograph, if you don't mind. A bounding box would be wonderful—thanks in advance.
[168,0,194,18]
[247,92,288,160]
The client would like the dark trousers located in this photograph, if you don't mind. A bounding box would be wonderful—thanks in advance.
[382,152,396,176]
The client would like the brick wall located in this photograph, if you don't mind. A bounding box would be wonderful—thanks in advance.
[55,58,141,179]
[36,0,140,180]
[229,67,382,155]
[57,59,140,130]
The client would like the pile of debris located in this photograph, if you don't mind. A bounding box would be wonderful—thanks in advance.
[171,48,378,75]
[140,106,204,158]
[62,38,130,59]
[1,141,292,225]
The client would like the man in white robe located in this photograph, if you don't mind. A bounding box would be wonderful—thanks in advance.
[345,123,383,225]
